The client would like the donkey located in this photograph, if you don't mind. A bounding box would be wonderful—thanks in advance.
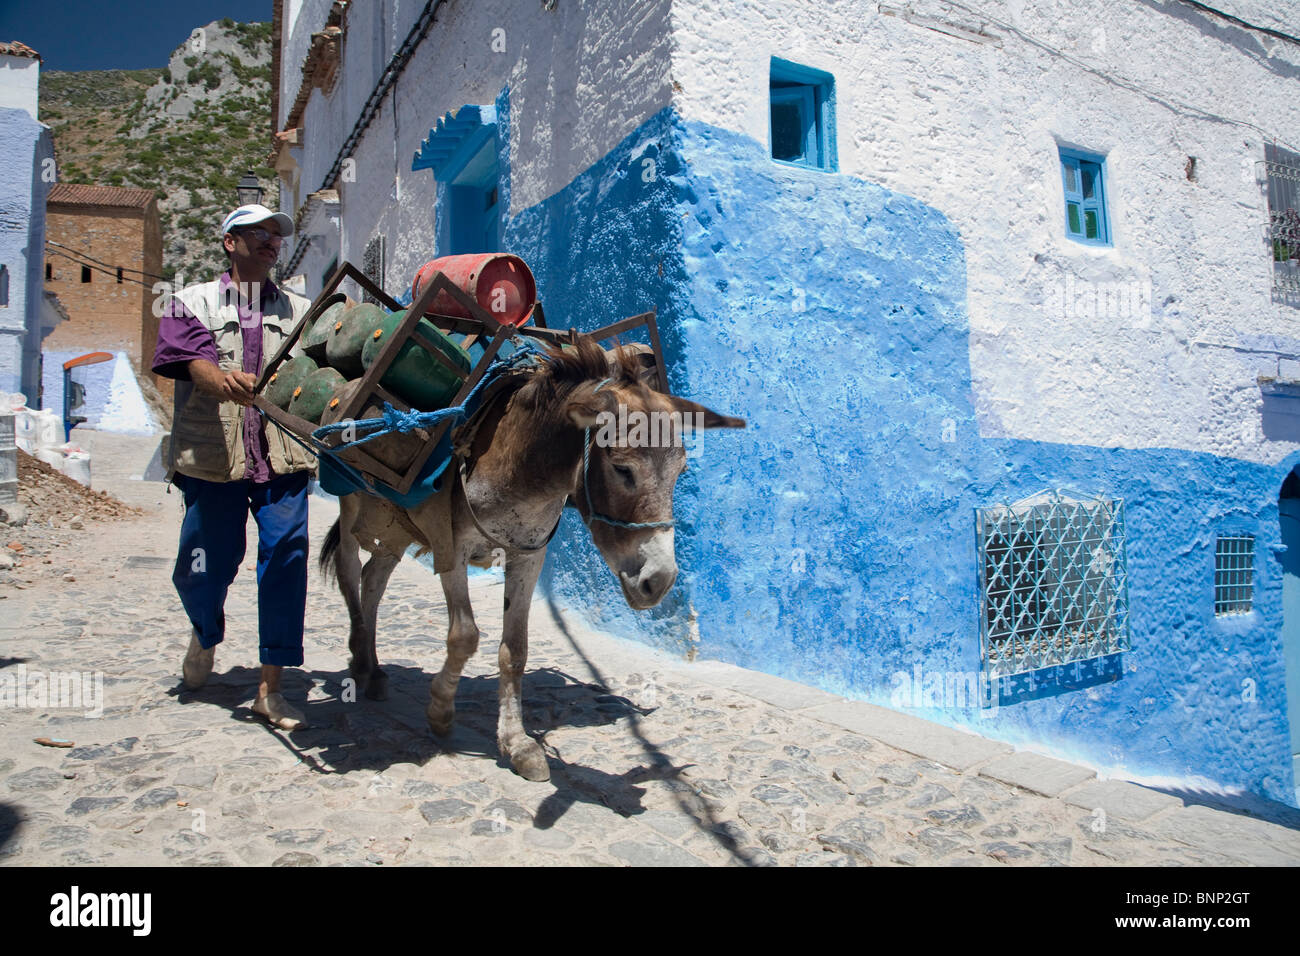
[319,335,744,780]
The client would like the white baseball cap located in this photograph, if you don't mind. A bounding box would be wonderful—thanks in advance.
[220,204,294,238]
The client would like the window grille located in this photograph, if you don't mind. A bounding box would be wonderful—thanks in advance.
[769,58,835,171]
[1265,144,1300,296]
[361,236,384,305]
[1214,535,1255,615]
[977,490,1131,679]
[1060,149,1110,245]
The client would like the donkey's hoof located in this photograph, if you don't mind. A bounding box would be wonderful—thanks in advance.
[364,671,388,701]
[508,739,551,782]
[426,702,454,738]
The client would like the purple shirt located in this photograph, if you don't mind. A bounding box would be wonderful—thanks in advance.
[152,272,277,483]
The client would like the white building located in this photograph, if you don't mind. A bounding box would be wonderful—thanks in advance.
[273,0,1300,807]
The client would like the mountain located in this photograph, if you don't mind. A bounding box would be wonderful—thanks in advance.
[39,18,278,286]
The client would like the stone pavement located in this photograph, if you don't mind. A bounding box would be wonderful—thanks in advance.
[2,429,1299,866]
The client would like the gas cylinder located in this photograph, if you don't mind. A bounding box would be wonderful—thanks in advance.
[411,253,537,327]
[360,310,471,411]
[287,367,347,424]
[326,302,386,377]
[262,355,319,411]
[301,299,349,364]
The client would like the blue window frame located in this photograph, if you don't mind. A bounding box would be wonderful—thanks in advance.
[1060,149,1110,245]
[770,58,835,171]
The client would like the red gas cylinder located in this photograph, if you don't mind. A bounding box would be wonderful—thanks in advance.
[411,254,537,327]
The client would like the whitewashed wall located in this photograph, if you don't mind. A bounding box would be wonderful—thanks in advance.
[280,0,673,299]
[0,56,38,121]
[670,0,1300,465]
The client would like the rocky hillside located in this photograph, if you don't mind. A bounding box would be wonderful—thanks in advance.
[40,19,277,285]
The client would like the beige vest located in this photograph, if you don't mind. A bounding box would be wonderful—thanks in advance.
[167,278,317,483]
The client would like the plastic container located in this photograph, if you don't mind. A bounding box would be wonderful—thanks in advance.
[34,409,62,449]
[35,445,64,470]
[13,409,38,454]
[411,254,537,327]
[63,451,91,487]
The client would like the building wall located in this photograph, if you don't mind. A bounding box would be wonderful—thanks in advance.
[670,0,1300,465]
[282,0,1300,805]
[0,105,53,403]
[0,55,38,120]
[44,205,150,358]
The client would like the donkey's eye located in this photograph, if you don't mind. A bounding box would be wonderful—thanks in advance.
[612,464,635,485]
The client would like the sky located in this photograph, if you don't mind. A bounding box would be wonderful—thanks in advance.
[0,0,272,71]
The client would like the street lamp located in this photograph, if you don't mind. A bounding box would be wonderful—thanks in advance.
[236,169,263,206]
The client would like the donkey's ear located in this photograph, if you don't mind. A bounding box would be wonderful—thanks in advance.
[607,343,662,391]
[566,382,619,429]
[666,394,746,429]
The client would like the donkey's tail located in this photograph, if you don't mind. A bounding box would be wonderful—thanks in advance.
[319,519,341,583]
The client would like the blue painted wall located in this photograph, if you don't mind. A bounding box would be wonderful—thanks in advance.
[0,106,54,401]
[498,98,1296,807]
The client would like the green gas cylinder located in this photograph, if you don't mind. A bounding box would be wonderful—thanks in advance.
[287,366,347,424]
[361,310,472,411]
[301,300,349,364]
[262,355,319,411]
[326,302,386,378]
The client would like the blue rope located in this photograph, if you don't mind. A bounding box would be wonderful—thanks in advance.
[581,378,674,532]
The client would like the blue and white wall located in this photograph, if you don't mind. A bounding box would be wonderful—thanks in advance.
[284,0,1300,805]
[0,88,54,403]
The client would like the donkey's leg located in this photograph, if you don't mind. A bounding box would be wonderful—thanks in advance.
[427,562,478,737]
[334,497,373,692]
[498,550,549,781]
[357,550,401,701]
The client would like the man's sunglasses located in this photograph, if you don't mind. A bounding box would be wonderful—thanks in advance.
[234,226,284,245]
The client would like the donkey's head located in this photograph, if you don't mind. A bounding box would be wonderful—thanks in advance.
[547,338,744,609]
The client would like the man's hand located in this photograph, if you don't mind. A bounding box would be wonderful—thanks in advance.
[190,360,257,406]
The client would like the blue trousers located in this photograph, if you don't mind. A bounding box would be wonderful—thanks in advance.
[172,472,310,667]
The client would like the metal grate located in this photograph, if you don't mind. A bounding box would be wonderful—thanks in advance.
[1214,535,1255,616]
[977,490,1131,679]
[1265,144,1300,296]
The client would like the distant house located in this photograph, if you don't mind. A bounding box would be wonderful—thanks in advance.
[0,40,61,404]
[43,183,164,396]
[273,0,1300,808]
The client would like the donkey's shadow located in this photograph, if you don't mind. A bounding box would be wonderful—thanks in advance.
[175,663,666,822]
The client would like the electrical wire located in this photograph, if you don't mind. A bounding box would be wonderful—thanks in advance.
[45,239,169,283]
[935,0,1300,153]
[44,247,158,291]
[1174,0,1300,48]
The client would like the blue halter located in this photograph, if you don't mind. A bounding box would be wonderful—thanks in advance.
[582,379,674,532]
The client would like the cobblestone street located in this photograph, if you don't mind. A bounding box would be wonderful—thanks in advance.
[2,430,1299,867]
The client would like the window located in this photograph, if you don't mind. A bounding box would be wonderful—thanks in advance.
[1060,149,1110,245]
[977,490,1131,679]
[81,265,91,283]
[769,58,835,171]
[45,262,51,282]
[1265,143,1300,296]
[116,267,123,284]
[0,264,7,307]
[1215,535,1255,616]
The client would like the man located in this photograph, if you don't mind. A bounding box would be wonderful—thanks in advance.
[152,204,316,730]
